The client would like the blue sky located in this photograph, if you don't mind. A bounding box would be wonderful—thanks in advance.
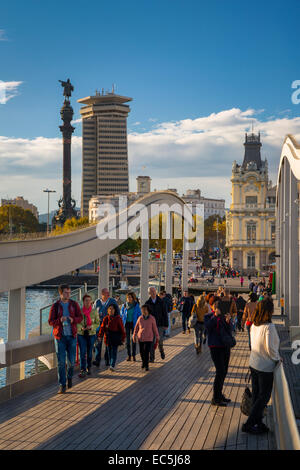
[1,0,300,212]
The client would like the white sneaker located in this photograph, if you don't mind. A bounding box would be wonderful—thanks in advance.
[110,366,115,371]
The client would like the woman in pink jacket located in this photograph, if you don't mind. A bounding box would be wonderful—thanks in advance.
[133,304,159,371]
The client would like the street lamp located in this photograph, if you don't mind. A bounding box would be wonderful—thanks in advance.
[43,189,56,235]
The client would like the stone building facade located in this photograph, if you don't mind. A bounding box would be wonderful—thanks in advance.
[226,133,276,274]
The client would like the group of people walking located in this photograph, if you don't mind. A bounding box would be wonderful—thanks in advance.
[49,282,281,437]
[174,286,281,435]
[48,284,171,393]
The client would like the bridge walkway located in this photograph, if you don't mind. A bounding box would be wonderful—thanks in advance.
[0,329,276,450]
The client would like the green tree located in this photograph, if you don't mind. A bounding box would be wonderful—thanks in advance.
[0,205,39,233]
[53,216,90,235]
[201,215,226,265]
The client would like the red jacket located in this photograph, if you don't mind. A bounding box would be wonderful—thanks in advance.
[48,299,83,340]
[98,314,126,346]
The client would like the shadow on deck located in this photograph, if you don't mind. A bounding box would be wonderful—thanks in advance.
[0,330,276,450]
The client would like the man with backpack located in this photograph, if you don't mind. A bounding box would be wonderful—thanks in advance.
[48,284,83,394]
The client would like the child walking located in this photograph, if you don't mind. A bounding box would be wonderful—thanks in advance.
[98,304,125,371]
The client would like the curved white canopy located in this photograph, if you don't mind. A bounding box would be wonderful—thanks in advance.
[0,191,186,293]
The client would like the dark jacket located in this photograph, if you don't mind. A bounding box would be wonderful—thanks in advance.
[48,299,83,340]
[145,296,168,328]
[236,296,246,313]
[164,294,173,313]
[204,312,233,348]
[178,296,194,316]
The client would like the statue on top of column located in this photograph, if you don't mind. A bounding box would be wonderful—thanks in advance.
[59,78,74,100]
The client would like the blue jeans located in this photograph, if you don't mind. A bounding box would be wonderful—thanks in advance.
[54,335,77,387]
[78,334,96,371]
[125,322,136,357]
[181,312,190,332]
[107,344,118,368]
[95,326,109,364]
[194,322,204,347]
[165,312,171,336]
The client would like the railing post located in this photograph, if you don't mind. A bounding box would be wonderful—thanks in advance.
[98,253,109,297]
[6,287,26,384]
[289,169,299,326]
[165,211,173,295]
[140,220,149,304]
[182,222,189,292]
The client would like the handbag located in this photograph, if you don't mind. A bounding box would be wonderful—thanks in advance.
[240,369,252,416]
[188,313,198,329]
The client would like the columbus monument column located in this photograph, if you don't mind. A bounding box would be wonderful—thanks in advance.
[53,78,77,227]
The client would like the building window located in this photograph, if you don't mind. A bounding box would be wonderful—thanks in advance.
[247,254,255,268]
[271,223,276,240]
[247,223,256,241]
[246,196,257,205]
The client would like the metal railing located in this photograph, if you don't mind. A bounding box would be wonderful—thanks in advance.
[0,222,97,242]
[0,335,57,403]
[272,362,300,450]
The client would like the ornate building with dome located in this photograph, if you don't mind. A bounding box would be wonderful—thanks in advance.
[226,133,276,274]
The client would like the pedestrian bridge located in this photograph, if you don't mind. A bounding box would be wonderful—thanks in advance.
[0,329,281,451]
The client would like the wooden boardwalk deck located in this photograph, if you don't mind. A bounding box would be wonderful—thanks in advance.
[0,329,276,450]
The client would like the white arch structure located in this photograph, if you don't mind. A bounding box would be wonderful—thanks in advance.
[276,135,300,336]
[0,191,194,379]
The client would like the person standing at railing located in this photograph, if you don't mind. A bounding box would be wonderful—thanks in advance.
[121,292,141,362]
[242,298,280,435]
[93,288,120,368]
[77,294,99,378]
[48,284,83,394]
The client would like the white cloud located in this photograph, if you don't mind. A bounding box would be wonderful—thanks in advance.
[128,108,300,203]
[0,30,7,41]
[0,136,82,213]
[0,81,23,104]
[71,118,82,125]
[1,108,300,212]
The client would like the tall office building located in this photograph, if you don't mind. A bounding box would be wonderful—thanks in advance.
[78,89,132,216]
